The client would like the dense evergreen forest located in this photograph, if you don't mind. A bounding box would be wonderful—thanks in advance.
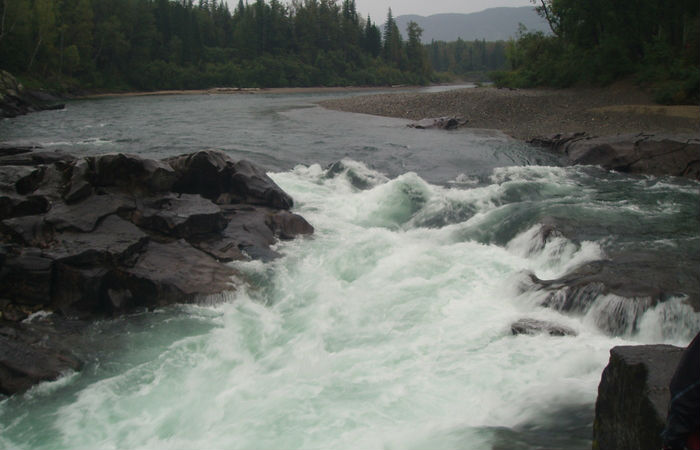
[0,0,432,91]
[427,39,508,79]
[493,0,700,103]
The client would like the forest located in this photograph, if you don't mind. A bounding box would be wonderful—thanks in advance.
[0,0,434,91]
[427,39,508,80]
[493,0,700,103]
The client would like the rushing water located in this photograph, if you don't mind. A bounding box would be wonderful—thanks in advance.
[1,90,698,449]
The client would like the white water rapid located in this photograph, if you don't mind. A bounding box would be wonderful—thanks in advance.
[2,161,695,450]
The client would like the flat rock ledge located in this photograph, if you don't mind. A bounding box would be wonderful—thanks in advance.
[593,344,684,450]
[529,132,700,180]
[0,147,313,395]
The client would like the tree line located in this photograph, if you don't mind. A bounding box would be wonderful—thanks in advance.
[492,0,699,104]
[0,0,431,91]
[427,39,508,79]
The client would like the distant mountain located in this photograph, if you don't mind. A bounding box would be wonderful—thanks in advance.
[395,7,550,43]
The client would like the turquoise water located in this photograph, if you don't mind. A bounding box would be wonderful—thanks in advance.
[0,92,698,449]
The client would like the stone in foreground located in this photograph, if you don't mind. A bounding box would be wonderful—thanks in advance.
[0,148,313,395]
[593,345,684,450]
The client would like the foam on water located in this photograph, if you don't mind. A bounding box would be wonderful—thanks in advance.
[0,161,697,450]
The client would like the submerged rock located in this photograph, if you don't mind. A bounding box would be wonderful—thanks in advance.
[0,148,313,395]
[510,318,577,336]
[593,344,684,450]
[0,318,83,395]
[522,249,700,336]
[529,132,700,179]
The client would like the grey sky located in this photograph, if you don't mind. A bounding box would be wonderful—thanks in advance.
[353,0,534,22]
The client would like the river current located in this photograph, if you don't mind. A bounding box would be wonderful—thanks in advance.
[1,90,698,449]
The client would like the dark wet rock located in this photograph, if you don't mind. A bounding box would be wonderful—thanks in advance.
[166,150,232,199]
[528,132,588,154]
[63,159,93,204]
[510,318,577,336]
[524,250,700,335]
[45,215,148,267]
[0,165,38,193]
[0,148,312,394]
[0,194,49,220]
[530,133,700,179]
[228,160,293,209]
[167,150,293,209]
[0,318,84,395]
[0,150,76,167]
[46,193,136,232]
[130,194,226,239]
[408,116,468,130]
[325,160,381,190]
[0,70,65,119]
[91,153,176,193]
[0,250,53,307]
[52,264,110,316]
[192,205,312,262]
[593,344,684,450]
[1,215,53,247]
[267,210,315,240]
[212,206,277,261]
[109,240,237,313]
[0,146,36,158]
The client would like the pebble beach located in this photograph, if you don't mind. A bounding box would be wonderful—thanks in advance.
[319,85,700,140]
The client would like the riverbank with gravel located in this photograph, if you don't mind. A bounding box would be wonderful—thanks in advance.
[318,85,700,140]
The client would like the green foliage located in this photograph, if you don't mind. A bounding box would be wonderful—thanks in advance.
[495,0,700,103]
[0,0,433,91]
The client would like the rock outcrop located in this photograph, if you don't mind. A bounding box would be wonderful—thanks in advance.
[0,70,65,118]
[529,133,700,180]
[593,344,684,450]
[0,147,313,395]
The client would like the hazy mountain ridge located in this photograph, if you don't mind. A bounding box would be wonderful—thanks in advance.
[396,7,550,42]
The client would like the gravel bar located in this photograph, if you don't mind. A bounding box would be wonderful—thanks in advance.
[318,86,700,140]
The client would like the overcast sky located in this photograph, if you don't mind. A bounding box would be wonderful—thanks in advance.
[352,0,533,22]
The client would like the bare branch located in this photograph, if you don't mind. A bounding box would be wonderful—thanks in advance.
[532,0,560,37]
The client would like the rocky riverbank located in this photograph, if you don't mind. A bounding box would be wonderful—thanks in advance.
[0,147,313,395]
[0,71,65,118]
[320,86,700,181]
[319,85,700,141]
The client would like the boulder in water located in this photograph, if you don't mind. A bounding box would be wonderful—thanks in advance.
[510,318,577,336]
[0,147,313,394]
[522,250,700,335]
[529,133,700,180]
[408,116,468,130]
[593,344,684,450]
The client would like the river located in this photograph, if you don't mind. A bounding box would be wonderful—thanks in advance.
[0,90,698,449]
